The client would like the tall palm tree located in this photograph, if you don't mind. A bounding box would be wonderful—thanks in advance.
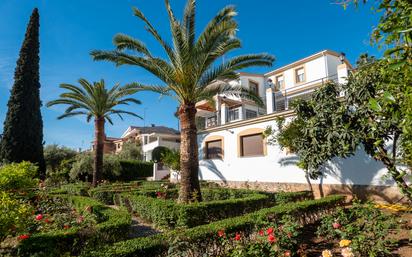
[91,0,274,202]
[47,79,141,187]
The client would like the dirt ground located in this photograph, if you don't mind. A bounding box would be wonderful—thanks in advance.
[296,212,412,257]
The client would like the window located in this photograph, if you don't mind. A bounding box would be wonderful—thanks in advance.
[205,140,223,159]
[240,133,264,157]
[228,107,239,121]
[245,109,257,119]
[249,81,259,95]
[295,67,305,83]
[275,75,284,90]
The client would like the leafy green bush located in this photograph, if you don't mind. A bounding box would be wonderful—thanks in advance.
[59,182,91,196]
[69,153,152,182]
[117,141,142,160]
[0,191,33,240]
[316,200,397,257]
[161,149,180,171]
[44,144,77,184]
[85,195,344,257]
[17,195,131,257]
[151,146,170,163]
[119,189,307,229]
[0,162,38,192]
[118,160,153,180]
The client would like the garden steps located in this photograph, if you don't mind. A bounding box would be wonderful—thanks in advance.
[107,205,161,239]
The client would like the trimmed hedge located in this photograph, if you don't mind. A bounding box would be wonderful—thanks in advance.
[17,195,131,257]
[118,160,153,180]
[84,195,345,257]
[118,189,311,229]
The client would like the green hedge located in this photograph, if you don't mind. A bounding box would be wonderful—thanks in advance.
[17,195,131,257]
[84,195,345,257]
[118,189,310,229]
[118,160,153,180]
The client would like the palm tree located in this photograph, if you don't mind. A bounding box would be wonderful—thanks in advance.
[91,0,274,202]
[47,79,141,187]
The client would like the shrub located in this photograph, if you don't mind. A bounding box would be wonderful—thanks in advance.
[59,182,91,196]
[161,149,180,171]
[118,160,153,180]
[85,195,344,257]
[0,162,38,192]
[0,191,33,240]
[118,189,309,229]
[316,200,397,257]
[151,146,169,163]
[17,195,131,257]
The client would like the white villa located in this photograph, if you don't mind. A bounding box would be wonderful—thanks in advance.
[194,50,401,202]
[99,125,180,161]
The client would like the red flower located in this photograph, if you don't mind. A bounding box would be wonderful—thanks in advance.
[18,234,30,240]
[287,232,292,238]
[332,222,341,229]
[217,230,225,238]
[266,227,274,235]
[267,234,277,243]
[35,214,43,221]
[64,225,70,229]
[44,218,51,224]
[258,229,264,236]
[234,232,241,241]
[284,250,291,256]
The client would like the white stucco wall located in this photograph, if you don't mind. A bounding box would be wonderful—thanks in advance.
[197,118,394,187]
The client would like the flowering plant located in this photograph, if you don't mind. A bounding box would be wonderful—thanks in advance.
[316,200,397,256]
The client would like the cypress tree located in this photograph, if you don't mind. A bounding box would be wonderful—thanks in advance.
[0,8,45,178]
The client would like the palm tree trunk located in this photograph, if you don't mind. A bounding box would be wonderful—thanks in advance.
[178,104,202,203]
[93,116,105,187]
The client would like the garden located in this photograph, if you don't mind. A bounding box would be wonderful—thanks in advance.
[1,161,411,257]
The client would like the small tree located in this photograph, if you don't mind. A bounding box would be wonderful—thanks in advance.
[118,141,142,160]
[47,79,141,187]
[44,144,77,173]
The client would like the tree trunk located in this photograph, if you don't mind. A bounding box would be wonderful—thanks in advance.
[93,117,105,187]
[178,104,202,203]
[377,145,412,202]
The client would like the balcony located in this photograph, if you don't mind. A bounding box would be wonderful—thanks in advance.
[268,74,339,113]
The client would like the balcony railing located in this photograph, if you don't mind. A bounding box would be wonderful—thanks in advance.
[272,74,338,112]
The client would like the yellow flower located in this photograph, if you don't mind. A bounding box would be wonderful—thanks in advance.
[322,250,333,257]
[339,239,351,247]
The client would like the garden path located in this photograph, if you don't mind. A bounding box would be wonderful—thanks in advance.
[108,205,161,238]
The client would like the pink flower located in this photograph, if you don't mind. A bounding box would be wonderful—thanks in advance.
[332,222,342,229]
[76,215,84,224]
[234,232,241,241]
[35,214,43,221]
[258,229,264,236]
[267,234,277,243]
[284,250,291,257]
[217,230,225,238]
[18,234,30,240]
[266,227,274,235]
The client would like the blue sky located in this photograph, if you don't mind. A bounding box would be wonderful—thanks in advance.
[0,0,381,150]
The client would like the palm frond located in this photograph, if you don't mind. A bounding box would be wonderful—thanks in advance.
[113,33,152,57]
